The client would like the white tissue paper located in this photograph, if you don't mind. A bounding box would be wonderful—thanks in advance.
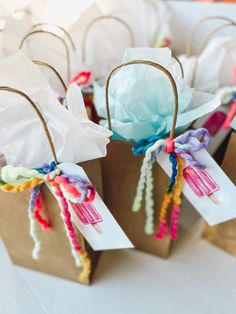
[69,0,147,81]
[140,0,172,48]
[93,47,221,141]
[179,36,236,93]
[0,52,111,168]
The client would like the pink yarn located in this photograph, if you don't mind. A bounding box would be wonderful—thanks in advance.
[54,176,81,198]
[55,186,82,253]
[170,205,180,240]
[155,220,168,240]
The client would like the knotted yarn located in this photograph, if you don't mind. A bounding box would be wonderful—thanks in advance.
[0,162,95,283]
[132,128,210,239]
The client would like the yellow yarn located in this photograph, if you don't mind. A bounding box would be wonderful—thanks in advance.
[159,192,172,221]
[172,158,184,206]
[78,251,91,284]
[0,178,44,193]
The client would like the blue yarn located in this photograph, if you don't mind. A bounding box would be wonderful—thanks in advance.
[167,152,178,193]
[50,161,56,172]
[132,135,162,156]
[34,161,58,174]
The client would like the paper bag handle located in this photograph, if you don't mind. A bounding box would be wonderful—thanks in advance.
[196,21,236,55]
[186,16,235,56]
[32,23,76,51]
[0,86,58,164]
[191,21,236,87]
[105,60,178,139]
[33,60,67,94]
[81,15,135,66]
[19,30,71,81]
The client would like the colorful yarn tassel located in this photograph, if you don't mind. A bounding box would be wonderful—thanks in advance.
[155,152,179,239]
[0,162,94,282]
[28,187,41,259]
[33,190,51,230]
[170,158,184,240]
[155,156,184,240]
[132,128,210,240]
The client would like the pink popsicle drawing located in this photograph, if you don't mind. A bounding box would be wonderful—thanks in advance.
[183,165,220,205]
[202,111,227,136]
[69,201,103,234]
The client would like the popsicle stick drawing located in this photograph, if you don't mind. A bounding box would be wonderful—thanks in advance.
[70,201,103,234]
[183,165,220,205]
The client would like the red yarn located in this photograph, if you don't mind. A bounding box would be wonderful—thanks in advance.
[54,176,81,198]
[34,193,51,230]
[67,71,91,87]
[170,204,180,240]
[53,181,82,253]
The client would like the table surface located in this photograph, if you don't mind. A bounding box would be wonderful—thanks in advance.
[1,205,236,314]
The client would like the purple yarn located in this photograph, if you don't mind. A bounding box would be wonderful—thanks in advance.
[150,128,210,169]
[175,128,210,150]
[61,174,95,203]
[29,187,40,213]
[35,164,96,203]
[173,128,210,169]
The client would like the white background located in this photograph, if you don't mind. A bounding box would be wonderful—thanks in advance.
[1,203,236,314]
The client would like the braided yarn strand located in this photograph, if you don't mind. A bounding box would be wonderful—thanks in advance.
[170,157,184,240]
[28,188,41,259]
[132,139,164,215]
[155,152,178,240]
[0,178,43,192]
[144,159,155,234]
[34,192,51,230]
[48,178,91,283]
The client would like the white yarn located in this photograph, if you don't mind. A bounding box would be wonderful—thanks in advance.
[144,159,155,235]
[132,140,165,224]
[27,208,41,260]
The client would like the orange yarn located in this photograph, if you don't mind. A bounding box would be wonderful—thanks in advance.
[159,192,172,221]
[0,178,43,193]
[172,157,184,206]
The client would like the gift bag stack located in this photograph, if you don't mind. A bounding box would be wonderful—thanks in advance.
[0,0,236,285]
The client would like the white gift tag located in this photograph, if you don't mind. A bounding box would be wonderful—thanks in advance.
[193,107,230,155]
[156,139,236,226]
[230,114,236,131]
[48,162,133,251]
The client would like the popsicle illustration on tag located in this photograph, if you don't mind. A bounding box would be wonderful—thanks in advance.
[69,201,103,234]
[202,111,227,136]
[183,165,219,205]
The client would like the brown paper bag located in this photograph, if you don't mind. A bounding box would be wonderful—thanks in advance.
[0,160,102,284]
[202,131,236,256]
[100,59,186,258]
[0,87,104,284]
[102,141,171,257]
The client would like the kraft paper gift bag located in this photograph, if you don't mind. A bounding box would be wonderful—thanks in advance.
[69,0,144,81]
[1,14,80,84]
[94,48,220,258]
[0,159,103,285]
[0,65,133,283]
[202,83,236,255]
[202,132,236,256]
[180,16,236,155]
[179,16,236,93]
